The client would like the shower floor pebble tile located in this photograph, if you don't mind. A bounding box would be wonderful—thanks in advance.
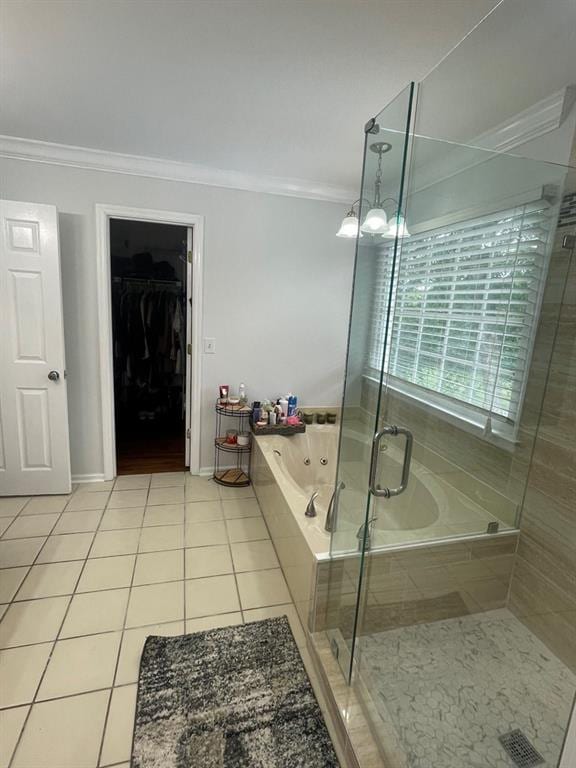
[360,609,576,768]
[0,476,318,768]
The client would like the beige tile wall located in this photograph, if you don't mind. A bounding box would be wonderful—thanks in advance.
[314,533,518,636]
[509,208,576,672]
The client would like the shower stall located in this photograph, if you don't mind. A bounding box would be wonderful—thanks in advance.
[319,4,576,766]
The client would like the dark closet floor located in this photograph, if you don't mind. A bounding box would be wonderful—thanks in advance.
[116,420,186,475]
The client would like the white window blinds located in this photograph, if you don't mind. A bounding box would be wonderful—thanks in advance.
[367,201,552,425]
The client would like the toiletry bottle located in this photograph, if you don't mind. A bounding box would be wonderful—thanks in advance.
[252,401,261,423]
[279,396,289,417]
[287,394,297,416]
[239,382,246,404]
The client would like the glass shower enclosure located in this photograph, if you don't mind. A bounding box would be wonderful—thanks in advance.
[323,18,576,763]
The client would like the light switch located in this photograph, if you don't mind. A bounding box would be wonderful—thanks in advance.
[204,337,216,354]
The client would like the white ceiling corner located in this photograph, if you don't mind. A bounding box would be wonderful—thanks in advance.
[0,0,500,196]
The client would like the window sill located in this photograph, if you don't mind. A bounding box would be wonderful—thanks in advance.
[362,372,519,451]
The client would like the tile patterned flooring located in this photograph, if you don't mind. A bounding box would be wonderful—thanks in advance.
[0,474,313,768]
[359,608,576,768]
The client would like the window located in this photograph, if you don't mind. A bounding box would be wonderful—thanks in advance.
[367,201,552,432]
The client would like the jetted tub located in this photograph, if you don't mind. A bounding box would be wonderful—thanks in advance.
[251,423,499,628]
[254,424,489,552]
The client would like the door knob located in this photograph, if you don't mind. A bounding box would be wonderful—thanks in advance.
[47,370,60,381]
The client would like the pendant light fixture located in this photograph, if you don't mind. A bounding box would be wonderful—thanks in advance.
[383,212,411,239]
[360,142,392,234]
[336,207,361,238]
[336,140,410,240]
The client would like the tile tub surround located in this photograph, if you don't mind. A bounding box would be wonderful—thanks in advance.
[313,532,518,635]
[0,474,350,768]
[252,426,519,635]
[251,436,329,630]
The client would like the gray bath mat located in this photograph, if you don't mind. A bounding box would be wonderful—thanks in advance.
[131,617,340,767]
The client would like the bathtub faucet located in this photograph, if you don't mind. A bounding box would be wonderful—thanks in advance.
[325,481,345,533]
[356,516,377,551]
[305,491,319,517]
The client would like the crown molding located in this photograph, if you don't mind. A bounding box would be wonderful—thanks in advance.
[474,86,576,154]
[0,135,355,204]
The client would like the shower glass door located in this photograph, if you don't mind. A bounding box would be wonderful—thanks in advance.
[324,57,576,768]
[328,82,416,671]
[324,10,576,758]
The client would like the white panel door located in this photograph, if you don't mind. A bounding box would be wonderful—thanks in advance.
[0,200,71,495]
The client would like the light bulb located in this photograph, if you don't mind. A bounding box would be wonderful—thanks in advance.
[360,208,388,234]
[384,214,410,239]
[336,215,360,238]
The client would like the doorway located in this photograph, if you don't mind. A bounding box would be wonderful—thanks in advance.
[96,204,203,480]
[110,218,189,474]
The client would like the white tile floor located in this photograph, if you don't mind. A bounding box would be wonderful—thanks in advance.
[0,474,312,768]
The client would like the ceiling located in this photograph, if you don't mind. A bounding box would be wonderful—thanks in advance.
[0,0,499,195]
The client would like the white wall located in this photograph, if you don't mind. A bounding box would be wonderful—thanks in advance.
[0,158,354,477]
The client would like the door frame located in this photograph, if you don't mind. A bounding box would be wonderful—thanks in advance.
[95,204,204,478]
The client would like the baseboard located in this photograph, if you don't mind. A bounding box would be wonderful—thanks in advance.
[73,470,213,482]
[71,473,107,484]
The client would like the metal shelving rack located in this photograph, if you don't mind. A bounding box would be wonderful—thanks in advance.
[213,402,252,487]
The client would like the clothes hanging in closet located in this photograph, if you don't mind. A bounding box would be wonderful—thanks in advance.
[112,281,185,415]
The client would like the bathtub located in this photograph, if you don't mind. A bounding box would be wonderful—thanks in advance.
[251,423,509,629]
[254,424,497,554]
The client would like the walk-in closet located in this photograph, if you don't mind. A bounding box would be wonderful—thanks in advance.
[110,218,189,474]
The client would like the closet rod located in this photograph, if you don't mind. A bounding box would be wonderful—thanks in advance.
[112,276,182,288]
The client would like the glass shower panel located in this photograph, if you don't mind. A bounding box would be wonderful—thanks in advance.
[372,143,568,544]
[320,1,576,765]
[352,131,575,768]
[325,83,415,677]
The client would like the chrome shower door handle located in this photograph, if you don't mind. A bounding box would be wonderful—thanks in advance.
[369,425,413,498]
